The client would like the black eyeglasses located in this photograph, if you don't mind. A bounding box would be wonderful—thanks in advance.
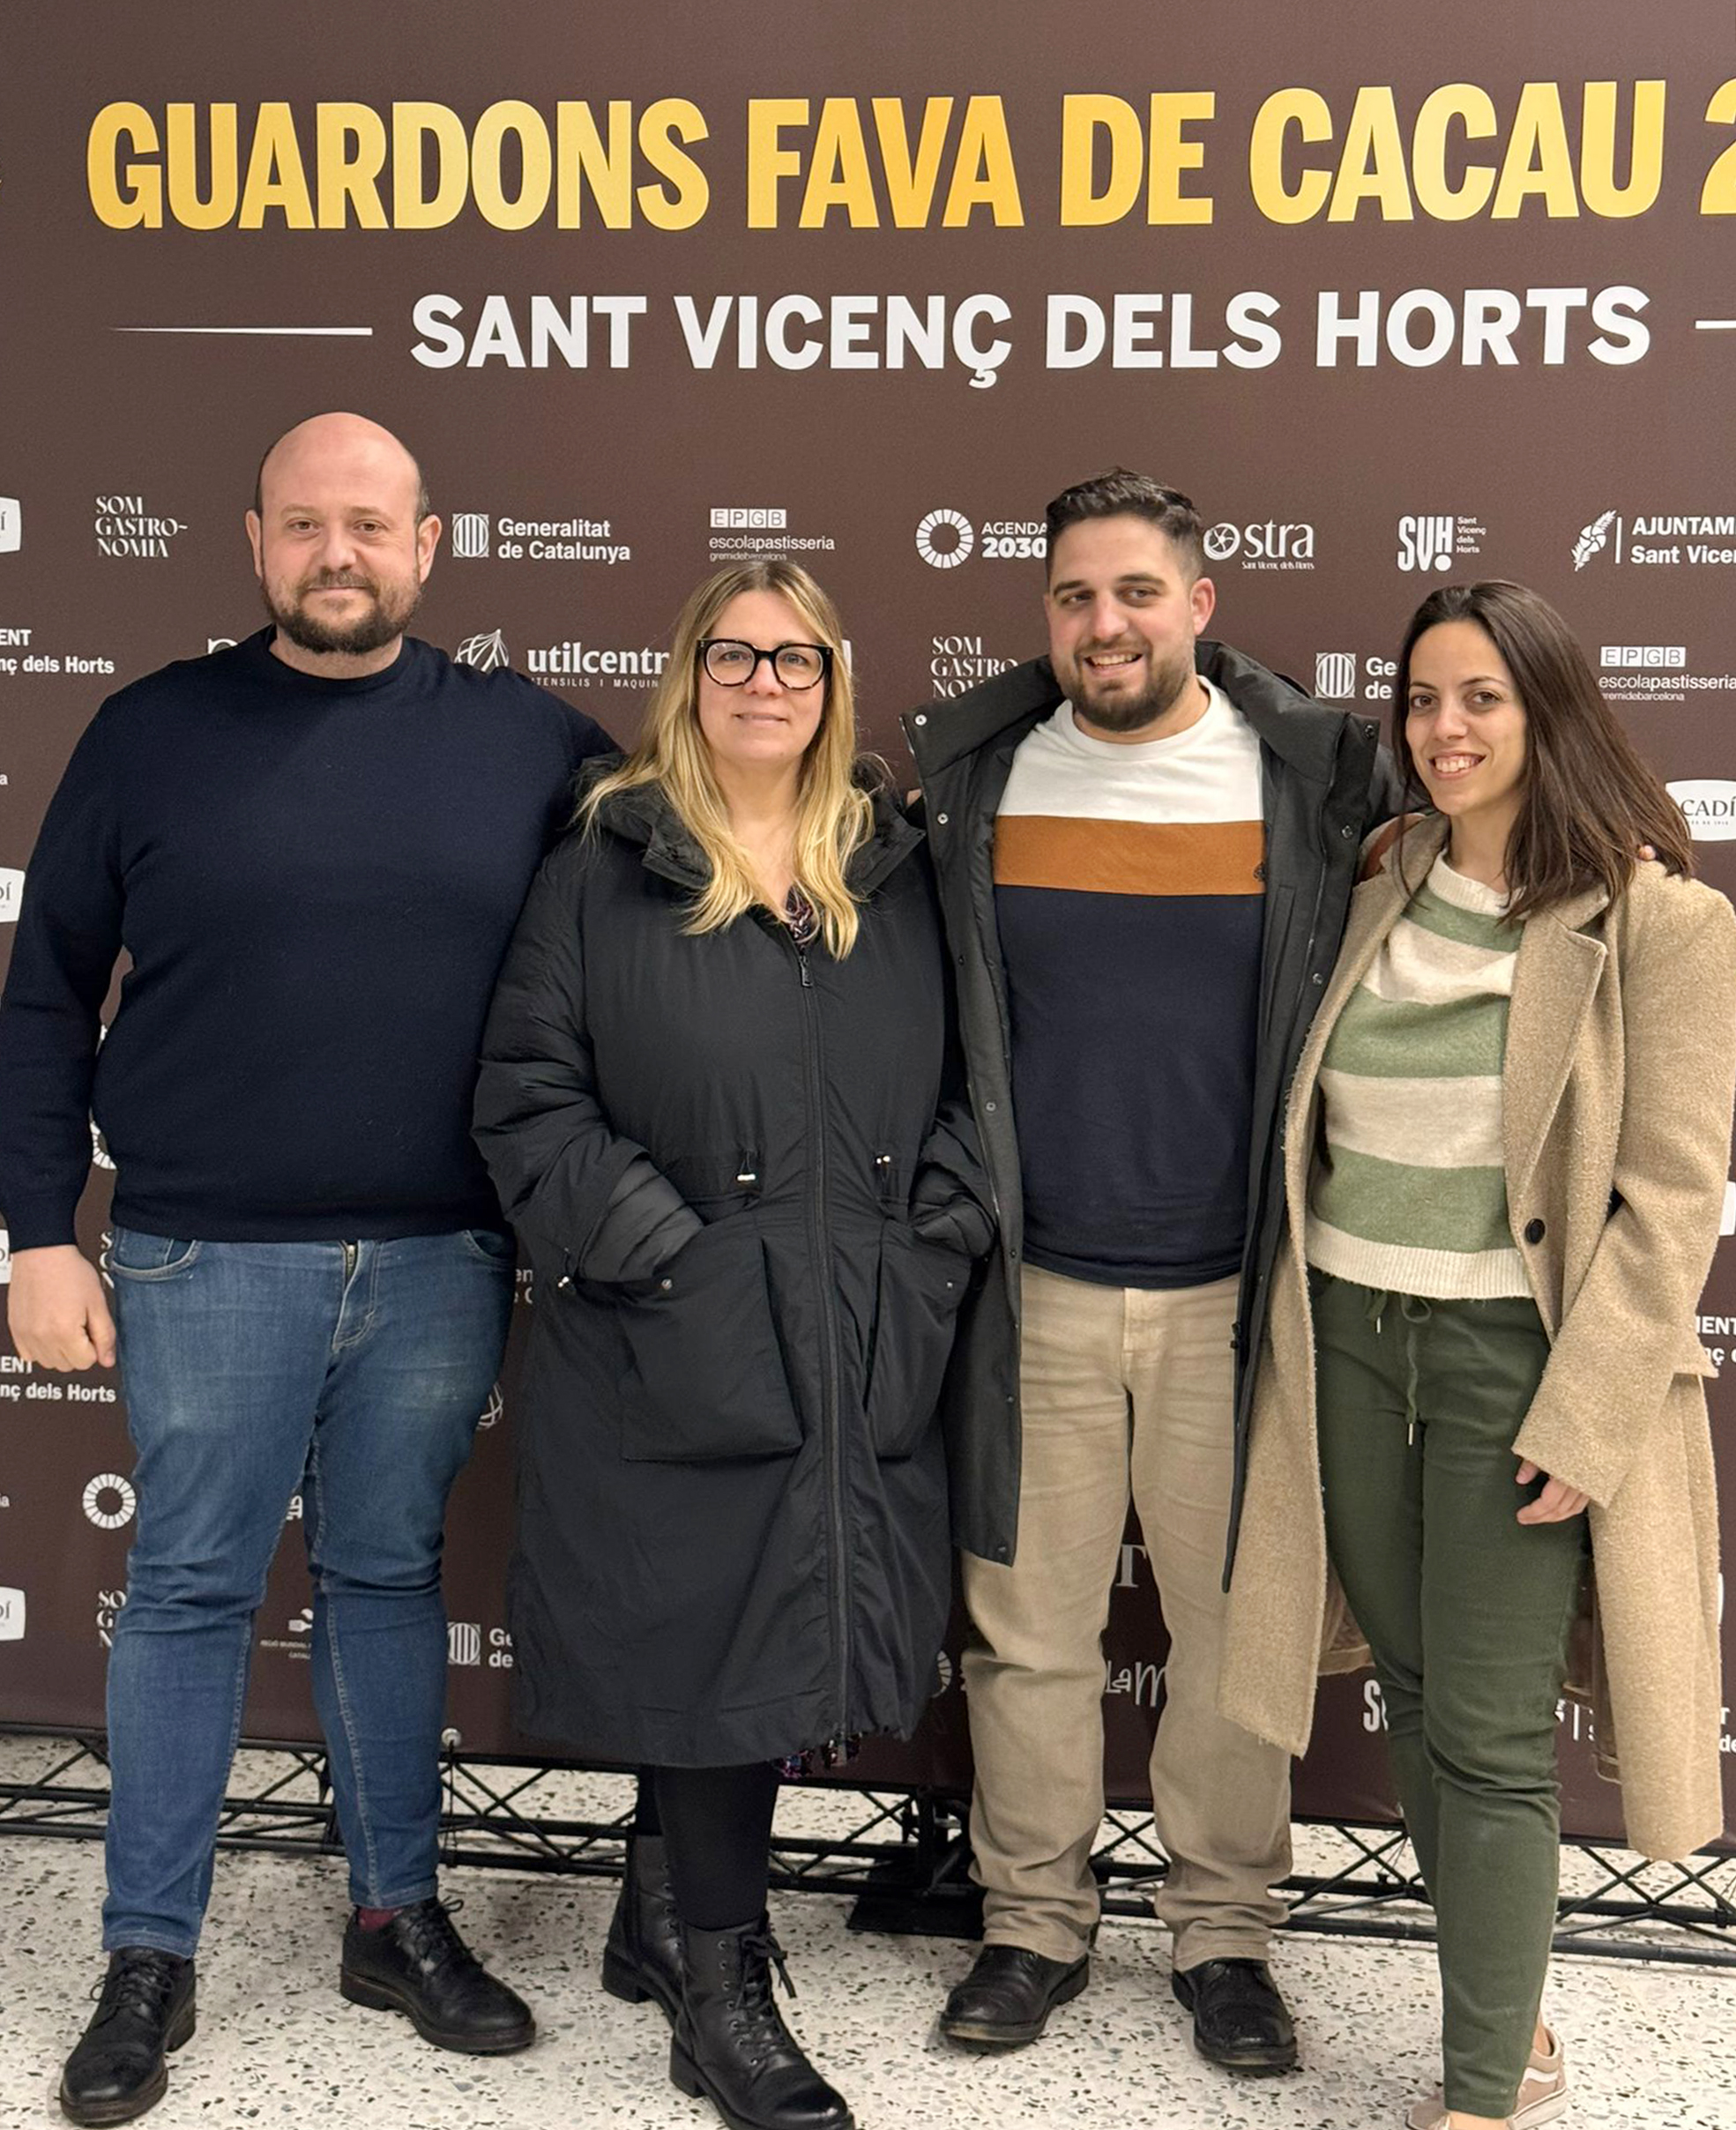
[699,638,832,689]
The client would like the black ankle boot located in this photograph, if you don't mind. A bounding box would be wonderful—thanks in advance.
[669,1917,853,2130]
[600,1832,683,2024]
[59,1948,196,2126]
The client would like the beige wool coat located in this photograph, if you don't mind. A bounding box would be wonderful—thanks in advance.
[1219,814,1736,1860]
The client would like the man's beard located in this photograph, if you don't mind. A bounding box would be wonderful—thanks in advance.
[263,569,421,657]
[1064,641,1198,734]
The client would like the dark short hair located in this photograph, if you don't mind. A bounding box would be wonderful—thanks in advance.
[1391,578,1692,919]
[251,428,431,523]
[1044,469,1205,579]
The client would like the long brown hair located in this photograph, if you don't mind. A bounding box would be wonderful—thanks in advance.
[1391,579,1692,920]
[581,560,874,957]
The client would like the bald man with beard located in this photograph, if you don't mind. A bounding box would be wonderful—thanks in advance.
[0,414,615,2124]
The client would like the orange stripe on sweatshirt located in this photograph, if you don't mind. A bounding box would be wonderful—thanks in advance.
[993,816,1264,897]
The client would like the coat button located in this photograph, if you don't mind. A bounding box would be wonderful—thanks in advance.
[936,812,950,825]
[984,1100,997,1112]
[1312,971,1324,984]
[913,713,928,726]
[659,1277,674,1291]
[1340,823,1354,838]
[1524,1218,1546,1245]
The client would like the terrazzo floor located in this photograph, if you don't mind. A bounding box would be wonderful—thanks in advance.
[1,1748,1732,2130]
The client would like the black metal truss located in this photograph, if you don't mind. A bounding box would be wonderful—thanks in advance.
[3,1725,1732,1966]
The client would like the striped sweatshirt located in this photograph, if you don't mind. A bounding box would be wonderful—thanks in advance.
[1304,853,1530,1300]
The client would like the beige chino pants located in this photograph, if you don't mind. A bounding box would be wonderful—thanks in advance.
[961,1264,1292,1969]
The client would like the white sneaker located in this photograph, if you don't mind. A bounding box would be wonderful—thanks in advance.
[1404,2027,1568,2129]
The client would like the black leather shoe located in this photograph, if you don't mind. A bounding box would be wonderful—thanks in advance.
[937,1943,1090,2052]
[601,1832,683,2025]
[59,1948,196,2126]
[340,1897,535,2054]
[1172,1957,1298,2074]
[669,1915,853,2130]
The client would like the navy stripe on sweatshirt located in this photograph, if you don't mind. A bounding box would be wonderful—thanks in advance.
[0,629,614,1246]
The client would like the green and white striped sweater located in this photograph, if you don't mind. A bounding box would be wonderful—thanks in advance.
[1304,853,1531,1300]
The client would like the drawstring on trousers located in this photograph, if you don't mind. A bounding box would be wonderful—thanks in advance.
[1363,1287,1433,1444]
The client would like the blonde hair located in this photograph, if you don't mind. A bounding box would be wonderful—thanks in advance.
[582,561,875,957]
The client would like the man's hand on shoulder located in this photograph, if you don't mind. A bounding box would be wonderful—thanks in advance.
[7,1244,117,1371]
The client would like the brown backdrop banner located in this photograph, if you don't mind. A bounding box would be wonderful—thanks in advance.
[3,4,1734,1845]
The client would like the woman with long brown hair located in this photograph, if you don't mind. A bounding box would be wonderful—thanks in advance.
[473,560,989,2130]
[1222,580,1736,2130]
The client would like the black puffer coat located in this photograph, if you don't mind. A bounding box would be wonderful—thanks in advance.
[473,776,991,1766]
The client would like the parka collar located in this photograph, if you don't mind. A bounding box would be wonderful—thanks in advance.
[585,763,922,896]
[903,641,1361,783]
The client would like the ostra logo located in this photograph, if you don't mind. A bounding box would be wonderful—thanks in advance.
[1204,519,1315,570]
[1667,778,1736,841]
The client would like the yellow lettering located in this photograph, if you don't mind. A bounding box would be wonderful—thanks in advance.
[315,104,388,229]
[471,101,553,230]
[1411,84,1497,220]
[801,98,879,227]
[637,98,709,230]
[1579,80,1665,218]
[1493,82,1579,218]
[391,102,470,228]
[1328,86,1412,220]
[237,103,314,229]
[1059,95,1144,227]
[747,98,808,228]
[87,101,161,228]
[1147,91,1214,225]
[1248,88,1332,223]
[168,102,239,230]
[555,101,632,228]
[871,97,952,227]
[942,95,1022,227]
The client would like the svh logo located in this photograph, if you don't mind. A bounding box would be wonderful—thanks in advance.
[448,1621,482,1666]
[456,629,510,671]
[1600,645,1685,669]
[451,513,491,560]
[915,509,975,569]
[1396,516,1455,572]
[1315,652,1358,701]
[1667,778,1736,841]
[0,1587,23,1642]
[83,1473,137,1530]
[711,508,787,529]
[0,499,19,553]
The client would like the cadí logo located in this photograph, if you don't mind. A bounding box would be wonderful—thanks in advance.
[1666,778,1736,841]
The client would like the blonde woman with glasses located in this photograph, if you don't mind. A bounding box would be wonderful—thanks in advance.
[473,561,990,2130]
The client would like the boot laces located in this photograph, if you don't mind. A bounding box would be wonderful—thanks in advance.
[93,1951,182,2025]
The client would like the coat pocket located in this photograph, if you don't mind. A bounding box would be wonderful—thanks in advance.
[864,1224,969,1458]
[614,1216,802,1461]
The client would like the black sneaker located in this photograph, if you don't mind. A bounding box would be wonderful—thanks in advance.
[937,1944,1090,2052]
[340,1897,535,2054]
[59,1948,196,2126]
[1172,1956,1298,2074]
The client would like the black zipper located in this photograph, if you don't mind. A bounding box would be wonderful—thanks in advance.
[786,928,851,1739]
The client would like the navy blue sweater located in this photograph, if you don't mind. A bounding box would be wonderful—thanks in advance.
[0,629,614,1247]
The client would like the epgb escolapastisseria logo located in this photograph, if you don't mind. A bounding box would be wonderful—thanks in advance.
[0,499,19,554]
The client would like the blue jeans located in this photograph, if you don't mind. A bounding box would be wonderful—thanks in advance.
[102,1226,515,1956]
